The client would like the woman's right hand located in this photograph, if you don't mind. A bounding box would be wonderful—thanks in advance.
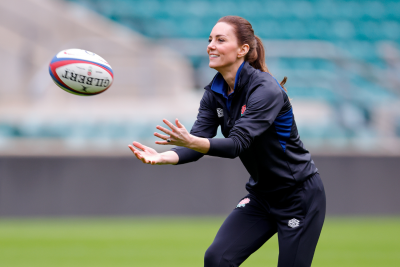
[128,141,179,165]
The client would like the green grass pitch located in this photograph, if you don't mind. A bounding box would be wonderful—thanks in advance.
[0,217,399,266]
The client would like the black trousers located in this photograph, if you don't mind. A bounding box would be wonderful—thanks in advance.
[204,173,326,267]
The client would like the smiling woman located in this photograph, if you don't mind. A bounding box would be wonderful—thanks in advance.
[128,16,326,267]
[208,16,287,94]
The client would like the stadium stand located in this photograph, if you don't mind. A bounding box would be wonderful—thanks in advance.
[1,0,400,155]
[63,0,400,154]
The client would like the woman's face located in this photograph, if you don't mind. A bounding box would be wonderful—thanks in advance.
[207,22,242,71]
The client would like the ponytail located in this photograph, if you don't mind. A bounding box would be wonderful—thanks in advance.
[250,36,288,91]
[218,16,288,91]
[250,36,267,72]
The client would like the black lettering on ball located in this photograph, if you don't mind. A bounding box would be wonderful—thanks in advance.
[70,73,78,82]
[86,77,93,85]
[78,75,86,83]
[61,70,69,79]
[103,79,110,87]
[95,79,103,86]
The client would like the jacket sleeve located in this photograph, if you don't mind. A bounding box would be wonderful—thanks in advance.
[171,91,219,164]
[206,79,284,158]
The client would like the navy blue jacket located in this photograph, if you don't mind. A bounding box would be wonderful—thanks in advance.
[171,62,317,193]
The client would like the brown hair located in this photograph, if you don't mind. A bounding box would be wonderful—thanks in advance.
[217,16,287,90]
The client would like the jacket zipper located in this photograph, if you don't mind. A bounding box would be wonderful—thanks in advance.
[205,76,245,126]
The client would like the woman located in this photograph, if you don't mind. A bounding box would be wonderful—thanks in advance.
[129,16,326,267]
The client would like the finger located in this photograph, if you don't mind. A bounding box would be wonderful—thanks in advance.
[155,140,171,145]
[156,125,177,138]
[132,150,143,161]
[129,144,143,154]
[175,118,185,129]
[132,141,147,151]
[163,119,179,132]
[131,149,143,160]
[154,132,169,140]
[135,153,143,161]
[128,145,138,153]
[128,145,142,159]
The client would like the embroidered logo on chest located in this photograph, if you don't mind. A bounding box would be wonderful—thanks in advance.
[217,108,224,118]
[241,105,246,116]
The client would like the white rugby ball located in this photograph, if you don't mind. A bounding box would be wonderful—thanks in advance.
[49,49,113,96]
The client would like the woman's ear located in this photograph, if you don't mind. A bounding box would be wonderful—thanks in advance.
[238,44,250,59]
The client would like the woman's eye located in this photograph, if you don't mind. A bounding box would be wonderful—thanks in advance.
[218,39,224,42]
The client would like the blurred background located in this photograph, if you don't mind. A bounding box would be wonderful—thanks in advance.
[0,0,399,266]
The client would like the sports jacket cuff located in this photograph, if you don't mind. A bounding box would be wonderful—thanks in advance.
[206,138,237,158]
[170,147,204,165]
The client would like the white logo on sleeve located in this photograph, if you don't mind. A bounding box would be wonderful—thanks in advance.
[217,108,224,118]
[288,218,300,228]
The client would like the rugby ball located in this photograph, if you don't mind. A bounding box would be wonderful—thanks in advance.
[49,49,113,96]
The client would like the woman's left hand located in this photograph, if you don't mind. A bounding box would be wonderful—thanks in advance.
[154,118,194,147]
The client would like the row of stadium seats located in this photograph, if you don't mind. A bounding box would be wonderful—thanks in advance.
[67,0,400,40]
[72,0,400,20]
[0,119,154,139]
[114,18,400,40]
[0,116,393,140]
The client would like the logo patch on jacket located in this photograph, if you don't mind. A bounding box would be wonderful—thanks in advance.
[241,105,246,116]
[236,198,250,208]
[217,108,224,118]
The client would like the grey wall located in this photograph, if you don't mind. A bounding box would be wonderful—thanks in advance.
[0,156,399,216]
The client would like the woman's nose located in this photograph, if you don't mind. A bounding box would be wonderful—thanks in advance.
[207,42,215,50]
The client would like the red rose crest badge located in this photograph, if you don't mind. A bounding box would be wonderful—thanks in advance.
[236,198,250,208]
[241,105,246,116]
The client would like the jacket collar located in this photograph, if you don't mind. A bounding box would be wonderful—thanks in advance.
[205,61,255,94]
